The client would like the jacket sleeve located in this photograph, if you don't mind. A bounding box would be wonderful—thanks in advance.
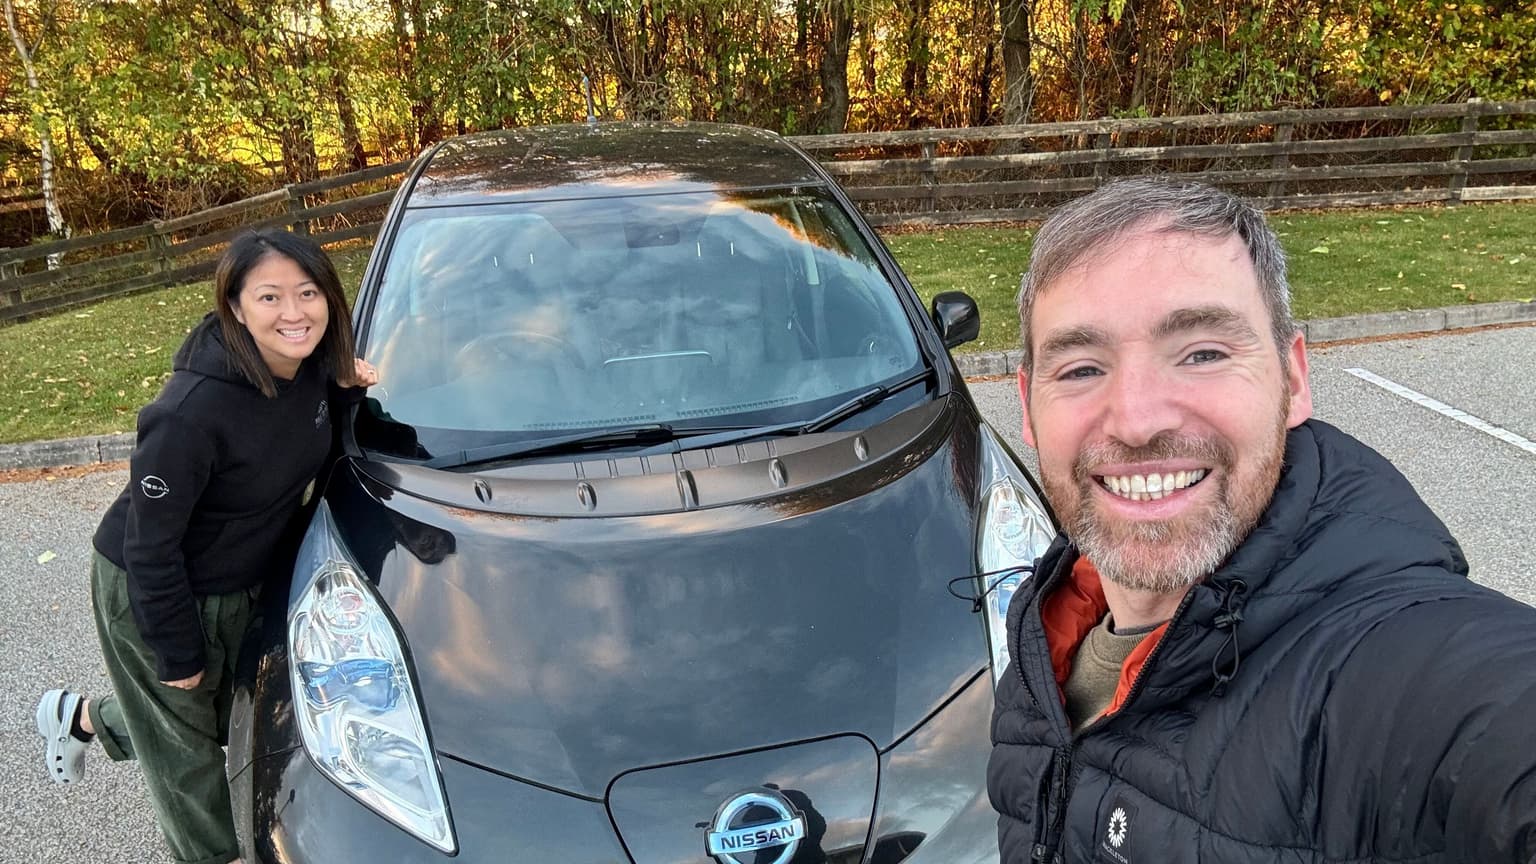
[1441,673,1536,862]
[330,379,367,409]
[1433,607,1536,863]
[121,400,218,682]
[1327,589,1536,862]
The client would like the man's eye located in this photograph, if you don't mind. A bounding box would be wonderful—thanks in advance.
[1183,349,1227,365]
[1059,365,1103,380]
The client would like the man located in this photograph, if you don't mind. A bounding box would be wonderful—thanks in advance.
[988,178,1536,863]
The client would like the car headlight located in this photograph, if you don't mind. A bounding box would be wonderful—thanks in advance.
[975,426,1056,684]
[288,502,456,853]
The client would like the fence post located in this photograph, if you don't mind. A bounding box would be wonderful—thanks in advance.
[149,222,172,273]
[920,142,937,214]
[1093,118,1114,186]
[286,186,309,235]
[1267,124,1294,204]
[1,261,19,308]
[1449,98,1482,204]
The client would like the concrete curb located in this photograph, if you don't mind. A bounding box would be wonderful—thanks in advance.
[0,431,134,471]
[5,300,1534,472]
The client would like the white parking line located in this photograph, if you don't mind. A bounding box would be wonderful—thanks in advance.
[1345,367,1536,456]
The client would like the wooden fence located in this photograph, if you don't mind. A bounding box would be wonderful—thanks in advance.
[0,160,409,324]
[799,98,1536,226]
[3,99,1534,324]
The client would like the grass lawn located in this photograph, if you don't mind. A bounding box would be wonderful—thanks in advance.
[885,201,1536,353]
[2,203,1533,445]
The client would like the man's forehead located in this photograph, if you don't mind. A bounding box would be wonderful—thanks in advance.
[1033,302,1261,362]
[1055,226,1251,282]
[1034,230,1260,322]
[1028,238,1270,374]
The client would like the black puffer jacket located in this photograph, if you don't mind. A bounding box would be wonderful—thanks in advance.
[988,419,1536,863]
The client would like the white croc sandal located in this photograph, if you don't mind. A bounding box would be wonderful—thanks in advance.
[36,689,88,785]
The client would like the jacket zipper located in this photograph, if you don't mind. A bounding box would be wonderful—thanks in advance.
[1013,544,1074,711]
[1031,746,1074,864]
[1025,567,1203,862]
[1014,549,1068,859]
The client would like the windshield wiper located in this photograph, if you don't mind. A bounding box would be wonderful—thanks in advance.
[417,368,933,469]
[798,368,934,434]
[666,368,935,452]
[423,424,680,470]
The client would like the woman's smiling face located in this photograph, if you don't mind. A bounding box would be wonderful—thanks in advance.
[232,252,331,379]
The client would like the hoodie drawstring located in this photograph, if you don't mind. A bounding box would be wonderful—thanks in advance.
[1211,579,1248,697]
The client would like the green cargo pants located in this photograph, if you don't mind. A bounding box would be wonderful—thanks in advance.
[86,550,252,864]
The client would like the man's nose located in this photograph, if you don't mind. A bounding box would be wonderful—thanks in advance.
[1102,362,1182,447]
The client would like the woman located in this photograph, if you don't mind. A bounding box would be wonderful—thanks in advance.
[35,229,377,864]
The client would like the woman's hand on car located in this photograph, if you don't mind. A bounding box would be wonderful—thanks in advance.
[348,358,379,388]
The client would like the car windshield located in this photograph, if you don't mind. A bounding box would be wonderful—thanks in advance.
[358,188,925,458]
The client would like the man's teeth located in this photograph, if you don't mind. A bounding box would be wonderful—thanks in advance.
[1101,469,1208,501]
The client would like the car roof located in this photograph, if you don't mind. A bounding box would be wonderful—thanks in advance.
[405,122,829,207]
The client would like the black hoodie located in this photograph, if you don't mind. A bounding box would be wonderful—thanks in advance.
[95,313,340,681]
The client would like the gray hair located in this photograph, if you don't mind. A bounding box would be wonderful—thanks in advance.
[1016,178,1295,373]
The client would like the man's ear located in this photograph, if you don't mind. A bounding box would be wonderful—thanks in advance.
[1017,366,1037,449]
[1284,331,1313,428]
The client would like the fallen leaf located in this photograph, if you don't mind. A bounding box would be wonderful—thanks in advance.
[1452,283,1467,290]
[1308,246,1330,254]
[37,550,57,564]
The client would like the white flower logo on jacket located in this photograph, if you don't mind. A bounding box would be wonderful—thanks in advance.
[1107,807,1129,848]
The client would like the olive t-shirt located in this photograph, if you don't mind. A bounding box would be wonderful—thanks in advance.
[1063,615,1162,733]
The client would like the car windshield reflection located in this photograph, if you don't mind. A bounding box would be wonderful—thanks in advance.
[359,188,925,457]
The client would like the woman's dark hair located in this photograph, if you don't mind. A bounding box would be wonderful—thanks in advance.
[213,230,356,398]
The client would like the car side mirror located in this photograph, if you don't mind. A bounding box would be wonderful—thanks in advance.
[930,291,980,349]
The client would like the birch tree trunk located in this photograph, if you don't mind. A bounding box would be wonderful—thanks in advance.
[3,0,68,266]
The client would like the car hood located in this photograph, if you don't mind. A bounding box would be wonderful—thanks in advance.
[328,397,988,799]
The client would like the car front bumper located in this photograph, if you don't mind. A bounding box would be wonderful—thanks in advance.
[229,673,1001,864]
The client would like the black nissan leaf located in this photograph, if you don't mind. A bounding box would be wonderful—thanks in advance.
[227,122,1056,864]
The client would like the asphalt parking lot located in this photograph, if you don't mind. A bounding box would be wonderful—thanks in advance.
[2,323,1532,863]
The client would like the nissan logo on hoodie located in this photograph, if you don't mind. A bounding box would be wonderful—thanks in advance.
[140,475,170,499]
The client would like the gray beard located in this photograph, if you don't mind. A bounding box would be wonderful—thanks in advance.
[1070,477,1244,594]
[1044,410,1288,595]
